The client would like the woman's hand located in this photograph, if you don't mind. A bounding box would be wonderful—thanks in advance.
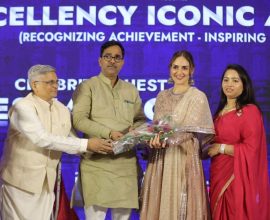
[208,143,234,157]
[149,133,167,148]
[208,143,221,157]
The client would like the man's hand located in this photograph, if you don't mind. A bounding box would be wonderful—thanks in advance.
[87,138,113,154]
[109,131,124,141]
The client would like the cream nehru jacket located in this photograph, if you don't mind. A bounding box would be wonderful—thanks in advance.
[0,93,80,194]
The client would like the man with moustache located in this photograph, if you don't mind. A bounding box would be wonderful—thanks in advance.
[72,40,145,220]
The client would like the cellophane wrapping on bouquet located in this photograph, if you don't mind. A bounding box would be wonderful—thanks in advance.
[112,115,178,154]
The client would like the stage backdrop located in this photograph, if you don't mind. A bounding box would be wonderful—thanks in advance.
[0,0,269,214]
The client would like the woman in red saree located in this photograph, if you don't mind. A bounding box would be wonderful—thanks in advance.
[208,64,270,220]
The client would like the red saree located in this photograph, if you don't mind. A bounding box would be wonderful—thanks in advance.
[210,104,270,220]
[56,177,79,220]
[53,162,79,220]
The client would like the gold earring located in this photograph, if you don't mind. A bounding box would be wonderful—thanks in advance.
[168,77,174,84]
[189,74,195,86]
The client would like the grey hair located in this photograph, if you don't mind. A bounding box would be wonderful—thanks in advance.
[28,64,56,83]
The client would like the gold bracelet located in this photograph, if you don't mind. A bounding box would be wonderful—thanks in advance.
[219,144,226,154]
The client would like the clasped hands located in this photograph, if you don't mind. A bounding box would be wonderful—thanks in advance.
[86,130,127,155]
[87,137,113,155]
[86,129,168,154]
[208,143,227,157]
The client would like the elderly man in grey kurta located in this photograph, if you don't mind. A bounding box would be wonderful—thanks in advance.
[72,40,146,220]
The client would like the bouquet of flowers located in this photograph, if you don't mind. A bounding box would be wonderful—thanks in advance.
[112,115,176,154]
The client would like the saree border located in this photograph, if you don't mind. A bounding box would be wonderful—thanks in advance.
[213,174,235,217]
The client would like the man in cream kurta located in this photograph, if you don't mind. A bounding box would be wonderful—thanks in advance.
[72,41,145,220]
[0,64,112,220]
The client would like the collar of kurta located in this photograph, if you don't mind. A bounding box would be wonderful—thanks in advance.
[99,72,120,89]
[28,92,55,108]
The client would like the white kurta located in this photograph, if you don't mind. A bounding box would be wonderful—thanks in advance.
[0,93,88,220]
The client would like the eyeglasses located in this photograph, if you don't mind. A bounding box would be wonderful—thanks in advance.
[102,54,123,63]
[34,80,59,86]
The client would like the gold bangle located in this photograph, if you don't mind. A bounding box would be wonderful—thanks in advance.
[219,144,226,154]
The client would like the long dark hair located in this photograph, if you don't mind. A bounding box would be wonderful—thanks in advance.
[214,64,260,117]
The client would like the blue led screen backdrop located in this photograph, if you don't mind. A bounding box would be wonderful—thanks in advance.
[0,2,269,214]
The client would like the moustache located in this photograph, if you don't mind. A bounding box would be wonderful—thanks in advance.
[107,64,116,68]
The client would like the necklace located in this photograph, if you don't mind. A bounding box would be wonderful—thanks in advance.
[221,105,236,116]
[223,105,235,110]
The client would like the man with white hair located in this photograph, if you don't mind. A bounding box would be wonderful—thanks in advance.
[0,64,113,220]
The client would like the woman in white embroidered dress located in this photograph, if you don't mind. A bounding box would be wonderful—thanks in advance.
[140,50,214,220]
